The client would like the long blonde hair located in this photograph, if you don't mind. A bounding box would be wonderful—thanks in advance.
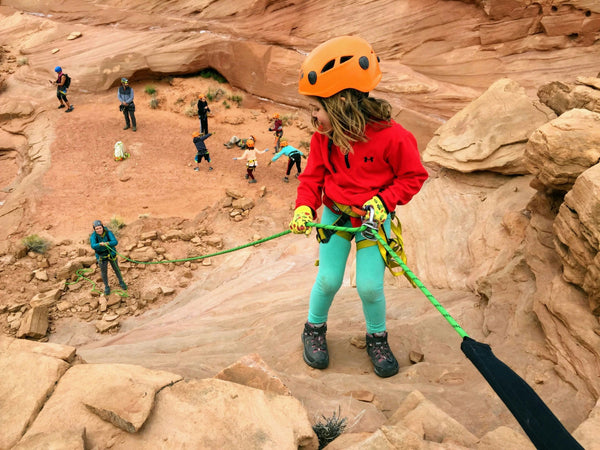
[312,89,392,154]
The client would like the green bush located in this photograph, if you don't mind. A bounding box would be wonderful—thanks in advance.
[149,97,159,109]
[145,85,156,95]
[199,68,227,83]
[228,94,243,107]
[22,234,51,254]
[222,100,231,109]
[206,87,226,102]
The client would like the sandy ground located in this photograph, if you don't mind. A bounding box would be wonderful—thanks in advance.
[26,75,312,242]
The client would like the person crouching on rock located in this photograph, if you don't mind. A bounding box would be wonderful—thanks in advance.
[269,138,306,182]
[90,220,127,296]
[233,138,268,184]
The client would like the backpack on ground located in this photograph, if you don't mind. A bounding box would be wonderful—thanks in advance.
[114,141,129,161]
[63,74,71,89]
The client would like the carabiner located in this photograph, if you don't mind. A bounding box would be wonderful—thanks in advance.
[361,206,378,241]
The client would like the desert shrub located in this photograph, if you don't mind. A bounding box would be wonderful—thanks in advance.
[222,100,231,109]
[22,234,51,254]
[108,216,126,233]
[299,140,310,150]
[199,68,227,83]
[206,87,225,102]
[149,97,159,109]
[17,57,28,66]
[281,113,297,126]
[312,408,347,449]
[228,94,243,107]
[184,104,197,117]
[144,85,156,95]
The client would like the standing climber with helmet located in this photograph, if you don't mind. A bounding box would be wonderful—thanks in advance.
[90,220,127,296]
[50,66,73,112]
[197,94,211,135]
[269,113,284,152]
[233,138,268,183]
[118,77,137,131]
[269,138,306,182]
[192,131,213,171]
[290,36,428,378]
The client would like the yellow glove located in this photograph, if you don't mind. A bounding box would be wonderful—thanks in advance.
[290,206,313,235]
[362,196,387,224]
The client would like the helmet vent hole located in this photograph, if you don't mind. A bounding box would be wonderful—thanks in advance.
[340,55,352,64]
[359,56,370,70]
[308,71,317,85]
[321,59,335,73]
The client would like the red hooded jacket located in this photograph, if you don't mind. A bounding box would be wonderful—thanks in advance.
[295,120,428,218]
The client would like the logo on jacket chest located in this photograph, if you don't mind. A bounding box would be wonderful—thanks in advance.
[364,156,375,163]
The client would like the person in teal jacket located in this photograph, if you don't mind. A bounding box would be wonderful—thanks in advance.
[269,139,306,182]
[90,220,127,295]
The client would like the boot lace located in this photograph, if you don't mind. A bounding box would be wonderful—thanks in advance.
[369,339,393,363]
[305,329,327,353]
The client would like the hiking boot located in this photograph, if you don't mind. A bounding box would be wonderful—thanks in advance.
[132,126,137,132]
[119,282,128,290]
[65,106,74,113]
[295,173,300,178]
[58,104,66,109]
[104,286,111,296]
[244,174,249,179]
[283,176,289,183]
[123,125,130,130]
[209,167,213,171]
[194,167,199,171]
[248,179,257,184]
[366,332,399,378]
[302,322,329,369]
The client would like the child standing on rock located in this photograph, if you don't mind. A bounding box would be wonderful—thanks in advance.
[289,36,428,378]
[233,138,268,183]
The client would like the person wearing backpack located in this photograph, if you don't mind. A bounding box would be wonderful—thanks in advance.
[118,77,137,131]
[50,66,73,112]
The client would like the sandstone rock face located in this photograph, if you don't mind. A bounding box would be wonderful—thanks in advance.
[525,108,600,191]
[423,78,555,174]
[554,163,600,313]
[538,78,600,116]
[2,0,600,149]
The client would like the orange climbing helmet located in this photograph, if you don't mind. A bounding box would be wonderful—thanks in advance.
[192,131,201,137]
[280,139,288,147]
[298,35,382,98]
[246,138,255,147]
[272,113,280,119]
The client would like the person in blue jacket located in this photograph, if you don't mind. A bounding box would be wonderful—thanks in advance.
[90,220,127,295]
[269,139,306,182]
[118,77,136,131]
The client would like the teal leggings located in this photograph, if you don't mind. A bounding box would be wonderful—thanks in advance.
[307,206,392,334]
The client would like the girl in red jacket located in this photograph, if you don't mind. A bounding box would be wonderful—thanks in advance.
[290,36,429,378]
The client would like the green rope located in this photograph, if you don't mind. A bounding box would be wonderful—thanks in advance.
[65,267,129,297]
[107,229,293,265]
[372,231,469,338]
[93,221,469,338]
[306,220,468,338]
